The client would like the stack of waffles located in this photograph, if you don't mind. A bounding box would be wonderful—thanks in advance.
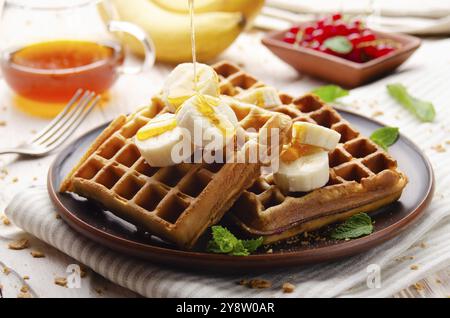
[61,61,407,249]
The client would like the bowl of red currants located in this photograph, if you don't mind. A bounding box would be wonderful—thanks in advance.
[262,14,421,88]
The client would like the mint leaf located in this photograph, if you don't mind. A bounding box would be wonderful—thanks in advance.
[370,127,399,150]
[323,36,353,54]
[387,83,435,122]
[207,226,238,254]
[207,226,263,256]
[242,237,264,253]
[312,85,349,103]
[330,213,374,240]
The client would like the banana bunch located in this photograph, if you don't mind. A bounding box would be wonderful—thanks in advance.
[101,0,265,63]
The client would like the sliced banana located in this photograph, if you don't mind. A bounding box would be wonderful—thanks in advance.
[135,113,193,167]
[162,63,220,112]
[292,121,341,151]
[274,149,330,193]
[176,94,238,151]
[236,87,282,109]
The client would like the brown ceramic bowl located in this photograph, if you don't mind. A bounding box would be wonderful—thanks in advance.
[262,27,421,88]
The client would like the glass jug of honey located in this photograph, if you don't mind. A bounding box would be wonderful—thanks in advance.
[0,0,155,117]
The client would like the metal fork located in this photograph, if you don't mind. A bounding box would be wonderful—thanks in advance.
[0,90,100,156]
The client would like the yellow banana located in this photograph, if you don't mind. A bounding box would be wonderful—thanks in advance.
[102,0,245,63]
[151,0,265,23]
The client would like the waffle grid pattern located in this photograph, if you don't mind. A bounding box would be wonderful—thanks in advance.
[212,61,405,234]
[63,85,289,247]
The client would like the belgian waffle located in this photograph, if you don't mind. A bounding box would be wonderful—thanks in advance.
[60,92,291,249]
[212,61,408,243]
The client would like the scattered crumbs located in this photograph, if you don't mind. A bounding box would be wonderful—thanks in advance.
[446,140,450,145]
[436,279,442,284]
[395,255,414,262]
[23,275,30,280]
[413,283,424,291]
[20,285,29,293]
[3,266,11,275]
[30,129,37,134]
[55,214,61,220]
[11,177,19,183]
[282,282,295,293]
[8,238,29,250]
[17,291,32,298]
[32,177,38,181]
[0,120,6,127]
[420,242,427,249]
[266,249,273,254]
[431,144,446,153]
[410,265,419,270]
[246,279,272,289]
[372,111,384,117]
[80,267,87,278]
[30,250,45,258]
[54,277,67,288]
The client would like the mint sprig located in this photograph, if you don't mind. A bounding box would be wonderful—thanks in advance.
[330,213,374,240]
[370,127,399,150]
[312,85,349,103]
[387,83,435,122]
[207,226,263,256]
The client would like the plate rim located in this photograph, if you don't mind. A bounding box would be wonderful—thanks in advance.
[47,109,435,270]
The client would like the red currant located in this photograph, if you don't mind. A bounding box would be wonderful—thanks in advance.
[304,26,314,35]
[335,23,349,35]
[283,32,296,44]
[290,26,300,34]
[332,13,342,21]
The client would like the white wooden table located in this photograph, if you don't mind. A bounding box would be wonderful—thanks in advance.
[0,31,449,298]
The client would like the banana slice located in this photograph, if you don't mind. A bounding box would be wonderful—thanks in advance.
[236,87,282,109]
[162,63,220,112]
[292,121,341,151]
[274,148,330,193]
[176,94,238,151]
[135,113,193,167]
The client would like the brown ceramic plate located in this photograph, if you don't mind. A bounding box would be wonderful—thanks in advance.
[262,28,421,88]
[48,110,433,272]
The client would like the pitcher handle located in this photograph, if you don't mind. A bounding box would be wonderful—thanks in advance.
[107,20,155,75]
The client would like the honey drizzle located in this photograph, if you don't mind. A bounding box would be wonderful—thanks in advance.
[189,0,198,91]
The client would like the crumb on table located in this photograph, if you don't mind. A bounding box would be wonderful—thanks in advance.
[8,238,29,250]
[1,214,10,225]
[54,277,68,288]
[17,292,32,298]
[282,282,295,293]
[30,250,45,258]
[240,279,272,289]
[413,282,424,291]
[3,266,11,275]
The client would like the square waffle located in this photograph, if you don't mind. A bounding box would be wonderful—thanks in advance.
[212,61,408,243]
[60,91,291,249]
